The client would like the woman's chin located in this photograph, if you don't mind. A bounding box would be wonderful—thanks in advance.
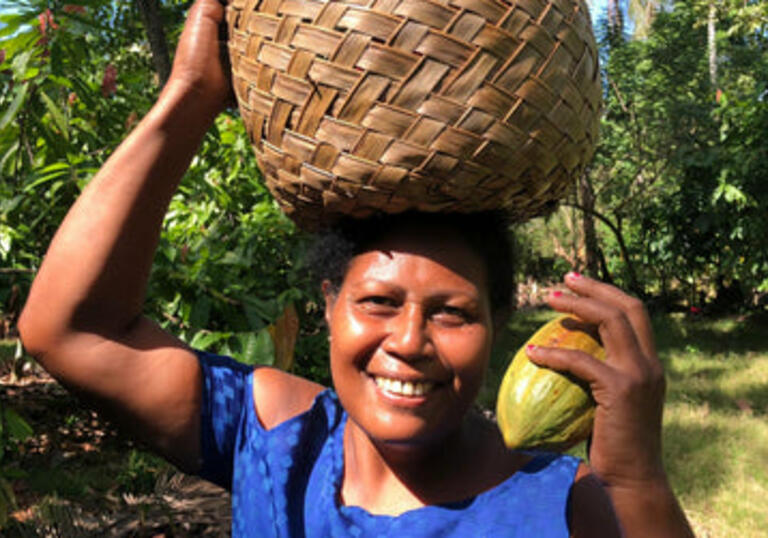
[347,406,463,456]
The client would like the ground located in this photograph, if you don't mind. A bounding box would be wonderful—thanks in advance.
[2,366,230,537]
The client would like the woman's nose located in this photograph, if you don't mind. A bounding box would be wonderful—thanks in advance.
[382,303,432,360]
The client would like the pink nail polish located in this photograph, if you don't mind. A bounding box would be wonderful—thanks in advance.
[552,291,563,298]
[569,271,582,279]
[527,344,537,353]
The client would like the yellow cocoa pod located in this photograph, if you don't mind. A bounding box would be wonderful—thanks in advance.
[496,315,605,451]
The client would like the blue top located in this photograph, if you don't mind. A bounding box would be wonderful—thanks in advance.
[196,351,580,537]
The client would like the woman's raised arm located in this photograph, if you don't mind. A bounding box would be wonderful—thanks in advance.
[18,0,232,472]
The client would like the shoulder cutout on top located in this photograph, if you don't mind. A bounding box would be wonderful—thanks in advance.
[251,366,326,430]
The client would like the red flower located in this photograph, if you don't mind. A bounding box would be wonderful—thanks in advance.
[63,5,87,15]
[68,92,78,106]
[689,306,702,314]
[38,8,58,35]
[101,64,117,97]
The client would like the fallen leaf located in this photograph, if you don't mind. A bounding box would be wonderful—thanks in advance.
[735,398,753,413]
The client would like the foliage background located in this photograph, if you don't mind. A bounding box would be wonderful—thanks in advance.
[0,0,767,534]
[0,0,333,382]
[2,0,767,360]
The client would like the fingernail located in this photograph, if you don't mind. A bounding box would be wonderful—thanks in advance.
[526,344,537,354]
[568,271,582,279]
[551,291,563,298]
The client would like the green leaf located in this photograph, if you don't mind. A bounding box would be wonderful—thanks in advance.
[0,224,13,259]
[189,295,212,328]
[189,330,230,350]
[0,11,36,39]
[22,65,38,80]
[242,295,279,324]
[237,329,275,366]
[0,140,19,173]
[70,75,97,109]
[39,89,69,141]
[35,162,71,174]
[23,166,70,192]
[2,407,33,441]
[0,476,15,526]
[48,75,74,89]
[10,48,33,79]
[0,82,28,132]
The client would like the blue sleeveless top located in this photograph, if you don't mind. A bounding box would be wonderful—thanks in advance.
[196,351,580,537]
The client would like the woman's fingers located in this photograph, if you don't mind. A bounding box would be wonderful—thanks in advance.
[548,291,648,375]
[167,0,233,115]
[548,274,660,375]
[562,273,657,360]
[526,345,615,389]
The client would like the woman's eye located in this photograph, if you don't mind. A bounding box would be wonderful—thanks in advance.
[433,307,472,325]
[359,296,398,310]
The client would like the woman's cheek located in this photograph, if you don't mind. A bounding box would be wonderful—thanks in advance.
[343,307,377,339]
[438,327,491,370]
[448,325,491,353]
[331,305,383,358]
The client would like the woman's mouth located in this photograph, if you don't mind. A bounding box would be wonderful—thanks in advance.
[373,376,436,397]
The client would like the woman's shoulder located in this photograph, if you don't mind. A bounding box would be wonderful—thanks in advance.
[251,366,327,430]
[195,349,330,430]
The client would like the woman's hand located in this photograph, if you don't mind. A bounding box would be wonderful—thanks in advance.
[526,273,695,536]
[163,0,235,117]
[526,273,666,486]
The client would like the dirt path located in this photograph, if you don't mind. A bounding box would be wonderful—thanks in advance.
[2,371,231,537]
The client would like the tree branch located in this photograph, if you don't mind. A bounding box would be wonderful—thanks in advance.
[136,0,172,87]
[563,202,644,296]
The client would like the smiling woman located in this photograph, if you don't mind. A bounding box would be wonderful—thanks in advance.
[325,216,495,447]
[195,211,585,532]
[17,0,695,536]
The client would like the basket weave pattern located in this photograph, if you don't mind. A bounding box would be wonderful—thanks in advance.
[226,0,600,225]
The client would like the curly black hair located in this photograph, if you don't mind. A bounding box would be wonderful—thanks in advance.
[309,211,515,323]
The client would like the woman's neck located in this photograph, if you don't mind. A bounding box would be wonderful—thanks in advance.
[340,411,527,516]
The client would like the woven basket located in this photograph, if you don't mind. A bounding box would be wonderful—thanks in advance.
[225,0,600,226]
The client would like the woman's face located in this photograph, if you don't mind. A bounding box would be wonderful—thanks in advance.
[324,229,494,449]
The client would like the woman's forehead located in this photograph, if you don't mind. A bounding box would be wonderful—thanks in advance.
[345,231,489,293]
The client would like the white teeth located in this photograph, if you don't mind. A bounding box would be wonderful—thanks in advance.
[402,382,414,396]
[374,376,435,397]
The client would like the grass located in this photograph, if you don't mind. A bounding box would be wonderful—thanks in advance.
[481,310,768,537]
[657,315,768,538]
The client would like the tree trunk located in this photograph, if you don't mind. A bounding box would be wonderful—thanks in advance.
[136,0,172,88]
[607,0,624,42]
[597,246,613,284]
[708,0,717,87]
[579,174,600,278]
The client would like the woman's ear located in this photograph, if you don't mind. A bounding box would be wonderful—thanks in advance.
[321,280,336,327]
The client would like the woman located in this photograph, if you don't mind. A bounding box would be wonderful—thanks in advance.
[19,1,694,535]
